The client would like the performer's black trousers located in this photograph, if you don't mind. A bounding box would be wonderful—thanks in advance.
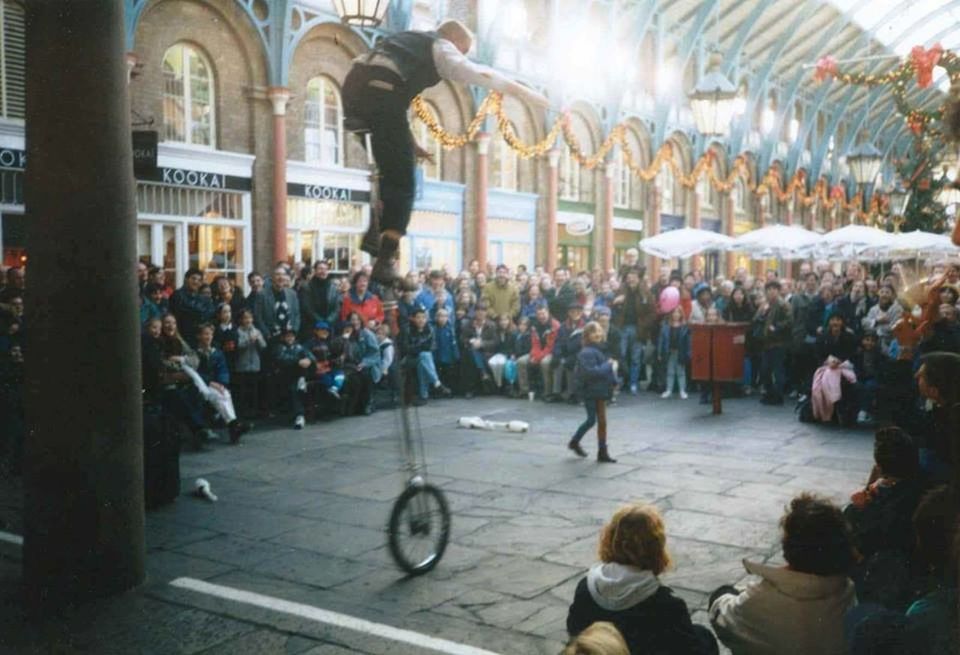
[343,65,416,237]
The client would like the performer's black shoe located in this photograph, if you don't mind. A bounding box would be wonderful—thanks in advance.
[597,445,617,463]
[371,234,401,285]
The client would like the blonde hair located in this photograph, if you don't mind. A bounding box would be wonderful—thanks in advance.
[562,622,629,655]
[437,19,474,51]
[582,321,605,346]
[597,504,671,575]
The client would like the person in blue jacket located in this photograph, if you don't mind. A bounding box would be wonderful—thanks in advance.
[192,323,248,443]
[432,306,460,394]
[568,321,619,463]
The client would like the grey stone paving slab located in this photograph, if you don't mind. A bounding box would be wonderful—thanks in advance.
[460,554,583,599]
[268,521,386,560]
[145,516,221,551]
[667,489,790,524]
[195,629,323,654]
[613,465,740,494]
[145,549,236,585]
[725,480,848,506]
[457,516,599,559]
[251,549,379,589]
[662,509,781,550]
[545,475,673,503]
[174,534,299,569]
[293,493,395,528]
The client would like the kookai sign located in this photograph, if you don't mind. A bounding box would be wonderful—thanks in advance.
[287,182,371,203]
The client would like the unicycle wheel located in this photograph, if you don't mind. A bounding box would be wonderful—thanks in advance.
[387,482,451,575]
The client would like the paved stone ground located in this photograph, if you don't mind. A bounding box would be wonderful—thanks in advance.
[0,392,872,654]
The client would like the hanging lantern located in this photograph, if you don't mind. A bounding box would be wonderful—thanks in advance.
[887,183,911,217]
[332,0,390,27]
[688,53,738,137]
[845,139,883,187]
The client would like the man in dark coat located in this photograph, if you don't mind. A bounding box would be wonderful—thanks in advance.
[299,260,341,340]
[169,268,213,347]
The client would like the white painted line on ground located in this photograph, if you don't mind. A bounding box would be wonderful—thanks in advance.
[169,577,503,655]
[0,530,22,546]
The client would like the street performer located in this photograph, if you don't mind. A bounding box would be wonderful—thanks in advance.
[342,19,550,284]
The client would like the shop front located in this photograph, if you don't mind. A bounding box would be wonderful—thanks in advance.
[0,144,25,267]
[286,162,371,273]
[612,215,644,270]
[400,180,464,273]
[487,188,536,270]
[557,207,595,272]
[135,145,255,290]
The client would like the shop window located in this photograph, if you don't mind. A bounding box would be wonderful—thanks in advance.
[698,173,713,211]
[305,76,343,166]
[411,102,443,180]
[188,224,242,285]
[559,142,581,201]
[136,184,243,219]
[491,127,518,191]
[0,0,24,120]
[0,168,21,204]
[162,44,215,147]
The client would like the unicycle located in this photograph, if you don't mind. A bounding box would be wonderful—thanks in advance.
[386,366,451,575]
[347,122,451,574]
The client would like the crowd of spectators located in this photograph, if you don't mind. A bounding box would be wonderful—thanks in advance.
[3,248,960,654]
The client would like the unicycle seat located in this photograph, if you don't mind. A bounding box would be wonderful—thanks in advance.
[344,116,371,134]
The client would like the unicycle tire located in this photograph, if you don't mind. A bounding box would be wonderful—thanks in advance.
[387,482,451,575]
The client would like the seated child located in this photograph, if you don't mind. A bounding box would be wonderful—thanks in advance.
[567,504,719,655]
[271,327,316,429]
[305,320,345,400]
[432,307,460,393]
[187,323,248,444]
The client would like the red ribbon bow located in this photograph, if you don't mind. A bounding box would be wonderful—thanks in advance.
[911,43,943,89]
[813,56,838,83]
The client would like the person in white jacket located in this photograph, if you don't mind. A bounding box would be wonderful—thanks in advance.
[708,493,857,655]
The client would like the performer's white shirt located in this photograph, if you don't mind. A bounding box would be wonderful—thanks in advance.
[361,37,512,93]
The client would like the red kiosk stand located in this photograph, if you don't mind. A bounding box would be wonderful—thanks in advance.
[690,322,750,415]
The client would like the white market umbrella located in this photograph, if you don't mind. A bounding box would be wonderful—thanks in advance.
[731,224,822,260]
[811,225,896,259]
[889,230,957,256]
[639,228,734,259]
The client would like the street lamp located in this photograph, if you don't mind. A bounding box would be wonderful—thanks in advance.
[845,139,883,187]
[689,53,738,137]
[887,183,911,218]
[332,0,390,27]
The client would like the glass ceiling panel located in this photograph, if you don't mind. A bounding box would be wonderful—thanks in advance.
[828,0,947,57]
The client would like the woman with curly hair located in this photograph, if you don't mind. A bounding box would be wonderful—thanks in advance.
[566,504,719,655]
[709,493,857,655]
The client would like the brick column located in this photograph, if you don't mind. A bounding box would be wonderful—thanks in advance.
[268,87,291,265]
[475,132,490,269]
[725,194,736,279]
[546,149,560,273]
[603,165,615,272]
[690,184,702,273]
[649,182,662,280]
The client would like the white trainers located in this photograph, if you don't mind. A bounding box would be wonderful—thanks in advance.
[297,377,307,392]
[857,410,872,425]
[679,391,689,400]
[630,384,639,395]
[294,415,305,429]
[660,390,672,399]
[328,387,341,399]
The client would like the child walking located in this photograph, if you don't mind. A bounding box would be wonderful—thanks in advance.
[658,307,690,399]
[568,321,619,463]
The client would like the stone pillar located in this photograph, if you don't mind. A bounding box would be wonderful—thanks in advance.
[546,149,560,273]
[784,192,795,226]
[725,194,737,279]
[269,87,291,265]
[24,0,145,611]
[690,184,702,273]
[649,182,662,280]
[125,52,138,84]
[603,165,615,273]
[475,132,490,269]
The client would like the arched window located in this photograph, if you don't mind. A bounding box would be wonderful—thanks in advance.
[698,173,712,211]
[0,0,24,120]
[614,146,631,208]
[305,76,343,166]
[411,101,443,180]
[491,127,518,191]
[163,44,214,146]
[559,141,581,201]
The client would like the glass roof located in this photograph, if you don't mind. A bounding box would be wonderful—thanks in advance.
[827,0,960,57]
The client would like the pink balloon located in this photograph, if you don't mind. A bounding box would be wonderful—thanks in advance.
[659,286,680,314]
